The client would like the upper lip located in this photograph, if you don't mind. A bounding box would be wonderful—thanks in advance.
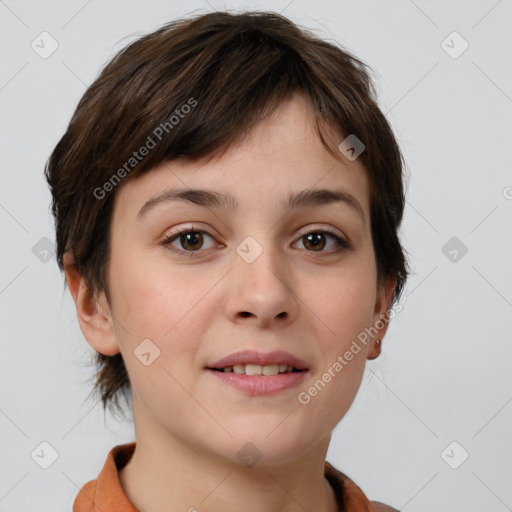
[206,350,309,370]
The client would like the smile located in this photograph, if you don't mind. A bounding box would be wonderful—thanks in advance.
[210,364,302,375]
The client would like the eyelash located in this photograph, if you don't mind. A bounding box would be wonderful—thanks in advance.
[161,226,352,257]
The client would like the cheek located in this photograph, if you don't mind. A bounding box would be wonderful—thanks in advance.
[109,248,210,337]
[108,251,217,386]
[313,265,377,346]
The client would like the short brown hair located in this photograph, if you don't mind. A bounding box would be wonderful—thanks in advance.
[44,10,410,418]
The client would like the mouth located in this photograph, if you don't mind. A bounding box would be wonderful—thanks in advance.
[206,364,306,375]
[204,366,309,396]
[204,350,310,395]
[206,349,310,374]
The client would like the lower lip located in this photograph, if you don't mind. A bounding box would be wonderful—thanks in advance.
[205,369,308,395]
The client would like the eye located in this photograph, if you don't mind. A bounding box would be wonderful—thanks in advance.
[162,227,217,256]
[161,226,351,257]
[293,230,351,253]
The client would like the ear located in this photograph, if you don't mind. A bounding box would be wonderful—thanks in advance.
[63,252,120,356]
[367,276,397,360]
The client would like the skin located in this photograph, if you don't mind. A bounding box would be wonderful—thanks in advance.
[65,93,396,512]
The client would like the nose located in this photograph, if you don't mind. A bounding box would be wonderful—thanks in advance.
[224,241,299,328]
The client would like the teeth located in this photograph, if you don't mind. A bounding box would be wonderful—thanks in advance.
[223,364,295,375]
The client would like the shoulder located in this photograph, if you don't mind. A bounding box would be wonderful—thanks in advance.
[369,501,401,511]
[73,479,97,512]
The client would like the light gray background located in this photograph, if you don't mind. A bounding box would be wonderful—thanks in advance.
[1,1,511,511]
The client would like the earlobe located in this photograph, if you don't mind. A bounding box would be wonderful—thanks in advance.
[63,252,120,357]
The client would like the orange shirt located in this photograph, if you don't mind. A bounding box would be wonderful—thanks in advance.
[73,442,397,511]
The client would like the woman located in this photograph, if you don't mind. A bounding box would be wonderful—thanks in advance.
[45,10,408,511]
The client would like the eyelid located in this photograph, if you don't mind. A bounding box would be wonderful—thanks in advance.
[162,224,220,246]
[162,222,219,240]
[295,223,346,240]
[162,224,346,243]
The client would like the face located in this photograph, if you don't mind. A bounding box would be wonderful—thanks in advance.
[82,94,394,465]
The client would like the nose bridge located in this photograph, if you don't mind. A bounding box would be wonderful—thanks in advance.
[227,233,298,324]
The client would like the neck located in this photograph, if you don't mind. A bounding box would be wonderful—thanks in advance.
[118,413,340,512]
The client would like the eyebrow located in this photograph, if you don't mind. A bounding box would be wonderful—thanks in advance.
[136,187,366,226]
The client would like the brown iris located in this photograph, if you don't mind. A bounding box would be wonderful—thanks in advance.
[302,232,326,251]
[179,232,204,251]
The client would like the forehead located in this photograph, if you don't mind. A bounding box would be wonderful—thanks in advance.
[112,94,370,221]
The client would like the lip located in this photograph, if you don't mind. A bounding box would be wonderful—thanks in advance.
[206,350,309,370]
[205,368,309,396]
